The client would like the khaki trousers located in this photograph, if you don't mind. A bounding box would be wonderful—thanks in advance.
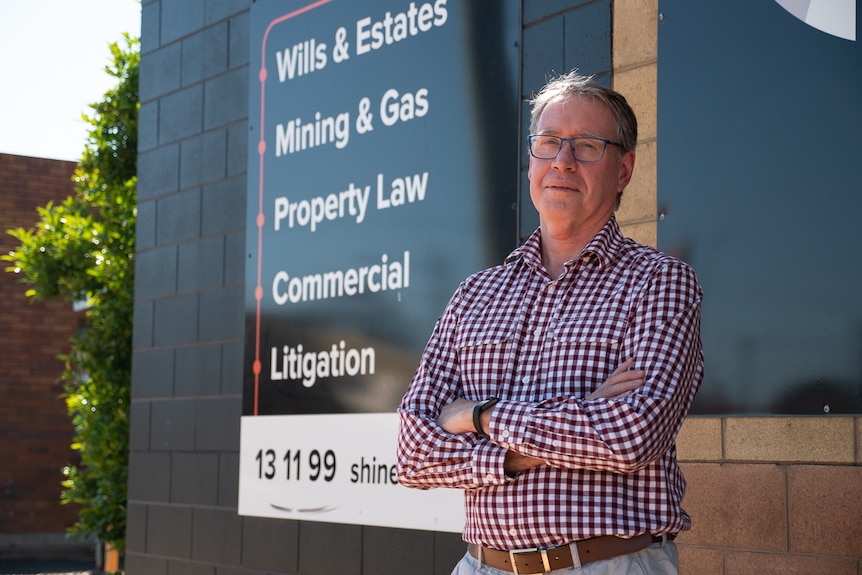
[451,540,678,575]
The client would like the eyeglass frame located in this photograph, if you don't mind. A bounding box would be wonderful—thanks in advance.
[526,134,623,162]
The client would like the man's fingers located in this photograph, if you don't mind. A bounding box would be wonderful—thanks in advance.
[609,369,645,385]
[609,357,635,377]
[586,359,645,400]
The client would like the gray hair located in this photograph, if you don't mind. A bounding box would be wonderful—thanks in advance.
[529,71,638,153]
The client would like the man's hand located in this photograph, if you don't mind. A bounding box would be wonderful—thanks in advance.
[586,358,644,400]
[504,451,544,473]
[437,398,478,434]
[437,399,545,474]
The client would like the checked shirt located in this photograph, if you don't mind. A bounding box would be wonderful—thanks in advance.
[396,216,704,550]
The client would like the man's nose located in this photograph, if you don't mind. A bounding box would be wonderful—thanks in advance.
[552,141,578,169]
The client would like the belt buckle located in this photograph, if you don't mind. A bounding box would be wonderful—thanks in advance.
[508,547,551,575]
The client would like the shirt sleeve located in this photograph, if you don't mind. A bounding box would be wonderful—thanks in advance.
[396,285,513,490]
[488,259,704,475]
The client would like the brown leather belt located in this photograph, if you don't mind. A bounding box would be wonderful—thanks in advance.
[467,533,675,574]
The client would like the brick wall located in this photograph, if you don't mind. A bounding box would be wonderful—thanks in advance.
[613,2,862,573]
[0,154,84,543]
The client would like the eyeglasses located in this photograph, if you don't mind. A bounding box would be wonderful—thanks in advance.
[527,135,622,162]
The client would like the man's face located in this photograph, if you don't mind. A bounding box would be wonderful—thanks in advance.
[528,96,634,237]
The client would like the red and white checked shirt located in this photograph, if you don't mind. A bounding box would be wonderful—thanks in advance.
[397,216,704,550]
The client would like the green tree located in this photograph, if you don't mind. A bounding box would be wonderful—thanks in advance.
[2,34,139,554]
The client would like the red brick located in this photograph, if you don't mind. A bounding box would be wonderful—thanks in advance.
[0,153,83,534]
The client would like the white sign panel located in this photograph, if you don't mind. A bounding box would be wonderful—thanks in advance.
[239,413,464,532]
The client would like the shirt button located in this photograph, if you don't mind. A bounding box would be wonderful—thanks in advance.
[533,327,541,337]
[500,442,509,449]
[521,376,530,384]
[552,440,560,447]
[501,430,510,439]
[486,474,495,482]
[509,528,518,537]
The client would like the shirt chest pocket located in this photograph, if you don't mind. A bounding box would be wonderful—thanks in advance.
[552,290,629,350]
[547,318,627,392]
[453,318,516,393]
[552,317,626,347]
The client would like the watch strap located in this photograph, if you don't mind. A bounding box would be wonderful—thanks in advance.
[472,397,500,435]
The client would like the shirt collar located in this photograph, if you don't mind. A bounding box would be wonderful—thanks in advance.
[505,215,623,272]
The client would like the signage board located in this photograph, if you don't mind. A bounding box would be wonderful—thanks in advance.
[239,0,519,529]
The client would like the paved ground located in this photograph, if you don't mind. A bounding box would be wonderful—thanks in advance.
[0,559,96,575]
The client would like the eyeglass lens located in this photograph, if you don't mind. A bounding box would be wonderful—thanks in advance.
[529,136,607,162]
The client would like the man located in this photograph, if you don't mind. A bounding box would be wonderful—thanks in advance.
[396,71,703,575]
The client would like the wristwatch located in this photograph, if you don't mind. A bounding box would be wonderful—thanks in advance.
[472,397,500,436]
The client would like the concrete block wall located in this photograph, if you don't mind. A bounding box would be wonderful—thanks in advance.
[677,417,862,574]
[0,154,85,554]
[612,0,657,246]
[128,0,252,571]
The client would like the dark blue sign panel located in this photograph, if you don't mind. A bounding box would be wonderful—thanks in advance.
[238,0,518,528]
[242,0,519,417]
[658,0,861,414]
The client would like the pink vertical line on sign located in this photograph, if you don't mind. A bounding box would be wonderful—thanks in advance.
[253,0,334,415]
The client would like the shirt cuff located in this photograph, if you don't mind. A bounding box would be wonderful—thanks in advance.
[470,440,511,486]
[486,399,532,449]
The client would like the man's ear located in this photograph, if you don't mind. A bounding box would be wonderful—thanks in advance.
[617,150,636,192]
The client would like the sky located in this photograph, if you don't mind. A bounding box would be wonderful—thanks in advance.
[0,0,142,161]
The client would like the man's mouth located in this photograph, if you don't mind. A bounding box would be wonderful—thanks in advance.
[546,182,578,192]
